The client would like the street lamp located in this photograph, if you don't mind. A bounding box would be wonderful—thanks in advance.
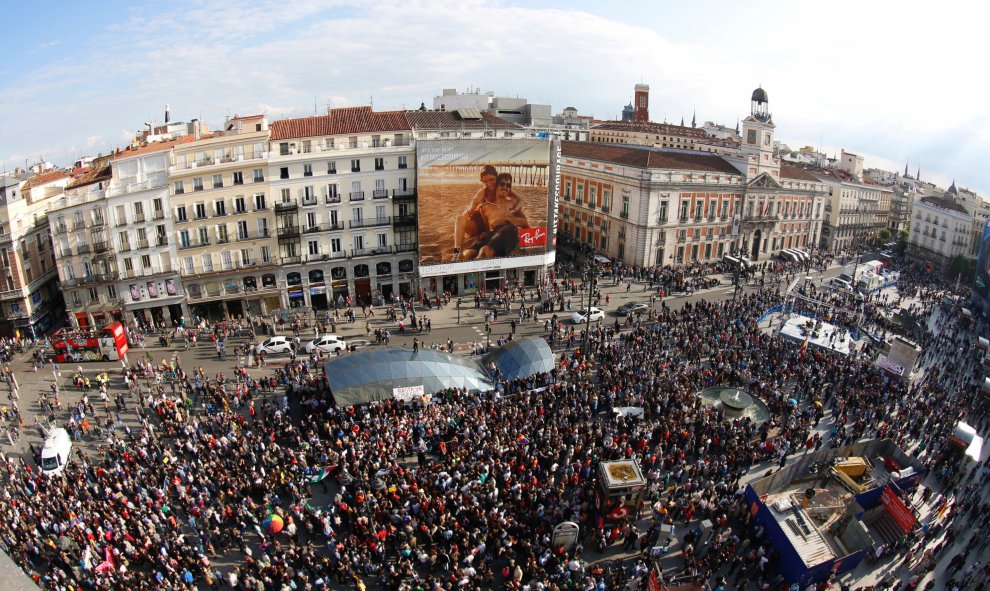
[582,258,598,354]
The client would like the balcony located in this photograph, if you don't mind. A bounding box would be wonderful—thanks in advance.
[601,205,610,213]
[351,248,372,257]
[393,189,415,200]
[213,210,228,217]
[55,225,68,234]
[349,217,391,229]
[349,191,365,202]
[138,239,150,249]
[135,213,146,223]
[281,256,302,265]
[170,151,265,173]
[79,272,119,285]
[277,226,301,241]
[372,189,389,200]
[301,196,319,207]
[93,242,109,253]
[395,243,418,253]
[76,243,92,254]
[393,214,417,226]
[120,243,131,252]
[0,289,22,301]
[274,201,298,212]
[619,211,629,219]
[156,236,169,247]
[115,218,128,227]
[325,195,341,205]
[107,172,167,196]
[371,246,392,255]
[89,218,106,228]
[73,222,87,231]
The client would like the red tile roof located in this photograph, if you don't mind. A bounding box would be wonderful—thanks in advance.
[592,120,710,140]
[405,110,522,130]
[113,135,194,160]
[21,170,69,190]
[66,164,112,189]
[779,164,819,182]
[561,141,742,175]
[270,106,411,141]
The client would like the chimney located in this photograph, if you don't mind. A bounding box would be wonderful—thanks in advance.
[165,104,171,124]
[192,119,201,140]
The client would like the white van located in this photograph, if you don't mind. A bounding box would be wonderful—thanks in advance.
[40,428,72,476]
[779,250,798,263]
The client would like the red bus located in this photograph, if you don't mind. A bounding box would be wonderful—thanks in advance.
[50,322,129,363]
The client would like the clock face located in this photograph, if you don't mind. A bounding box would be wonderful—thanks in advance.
[747,130,757,145]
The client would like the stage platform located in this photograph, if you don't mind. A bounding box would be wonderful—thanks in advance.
[778,315,855,356]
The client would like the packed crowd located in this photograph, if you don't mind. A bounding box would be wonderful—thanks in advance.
[0,255,985,591]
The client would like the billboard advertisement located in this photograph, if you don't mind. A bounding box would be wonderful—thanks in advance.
[416,138,558,277]
[974,219,990,300]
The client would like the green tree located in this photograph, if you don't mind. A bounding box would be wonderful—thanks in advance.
[875,228,892,244]
[947,254,976,285]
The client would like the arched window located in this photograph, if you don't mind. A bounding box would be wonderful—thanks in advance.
[287,272,302,286]
[243,276,258,290]
[353,264,369,278]
[262,274,277,288]
[376,262,391,276]
[308,269,325,283]
[398,259,414,273]
[330,267,347,281]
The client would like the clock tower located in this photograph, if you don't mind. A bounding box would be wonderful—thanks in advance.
[740,86,778,178]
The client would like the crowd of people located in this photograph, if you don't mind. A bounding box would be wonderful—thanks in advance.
[0,255,985,590]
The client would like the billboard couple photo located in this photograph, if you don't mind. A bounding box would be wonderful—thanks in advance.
[416,138,556,272]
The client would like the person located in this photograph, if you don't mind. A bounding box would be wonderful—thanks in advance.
[452,165,498,258]
[461,173,529,260]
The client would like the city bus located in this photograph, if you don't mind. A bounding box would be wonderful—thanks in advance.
[50,321,129,363]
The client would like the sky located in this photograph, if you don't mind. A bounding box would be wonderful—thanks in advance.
[2,0,988,195]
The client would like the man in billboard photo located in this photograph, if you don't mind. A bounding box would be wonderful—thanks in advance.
[452,165,498,255]
[460,172,530,259]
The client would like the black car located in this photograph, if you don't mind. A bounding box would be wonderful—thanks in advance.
[616,302,648,316]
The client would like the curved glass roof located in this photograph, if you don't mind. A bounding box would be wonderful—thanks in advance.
[482,337,555,382]
[324,348,493,406]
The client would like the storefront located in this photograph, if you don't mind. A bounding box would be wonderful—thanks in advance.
[330,266,349,306]
[375,262,394,302]
[308,270,328,309]
[354,264,372,305]
[287,272,305,309]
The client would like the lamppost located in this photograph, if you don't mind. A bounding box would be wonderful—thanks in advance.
[456,298,462,325]
[582,258,598,354]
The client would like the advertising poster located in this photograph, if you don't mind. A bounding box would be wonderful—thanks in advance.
[974,219,990,300]
[416,138,558,277]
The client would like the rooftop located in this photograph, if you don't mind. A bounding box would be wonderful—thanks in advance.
[919,195,969,215]
[592,120,710,140]
[66,163,111,190]
[112,135,194,160]
[270,106,411,141]
[561,141,742,175]
[405,109,522,130]
[779,164,820,182]
[21,170,69,191]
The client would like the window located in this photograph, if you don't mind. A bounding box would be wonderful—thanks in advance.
[233,171,244,185]
[254,194,267,210]
[279,167,289,180]
[240,249,251,265]
[234,196,246,213]
[374,158,384,171]
[173,180,184,194]
[253,168,264,182]
[303,186,315,203]
[257,218,269,237]
[353,235,364,251]
[398,156,407,169]
[237,221,248,240]
[183,256,194,275]
[371,135,381,148]
[694,202,703,219]
[89,287,99,303]
[179,230,190,248]
[176,206,187,222]
[348,136,358,148]
[308,241,319,255]
[214,200,227,216]
[198,227,209,245]
[747,130,756,144]
[375,204,386,220]
[350,159,360,173]
[281,188,291,202]
[141,255,152,269]
[195,203,207,219]
[576,185,584,204]
[589,186,597,206]
[217,224,229,243]
[201,253,214,272]
[220,251,233,270]
[261,246,272,263]
[193,177,204,191]
[327,161,337,175]
[330,238,342,254]
[326,184,339,202]
[212,174,223,189]
[352,207,363,222]
[377,233,388,248]
[119,231,129,247]
[279,143,290,156]
[134,202,144,218]
[658,201,668,223]
[708,202,716,219]
[621,196,630,217]
[303,164,313,177]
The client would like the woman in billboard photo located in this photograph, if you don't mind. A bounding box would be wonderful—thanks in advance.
[452,165,498,255]
[459,173,530,259]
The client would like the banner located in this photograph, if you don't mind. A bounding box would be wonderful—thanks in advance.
[880,485,916,533]
[392,385,424,401]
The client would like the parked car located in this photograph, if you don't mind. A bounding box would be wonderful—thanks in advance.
[305,335,347,354]
[616,302,648,316]
[255,336,294,355]
[571,307,605,324]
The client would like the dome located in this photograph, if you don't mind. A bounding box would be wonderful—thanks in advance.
[324,347,493,407]
[751,87,768,103]
[482,337,554,382]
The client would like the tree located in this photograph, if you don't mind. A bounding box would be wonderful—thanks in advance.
[875,228,892,245]
[947,254,976,285]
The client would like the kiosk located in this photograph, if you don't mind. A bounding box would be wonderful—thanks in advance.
[597,459,647,521]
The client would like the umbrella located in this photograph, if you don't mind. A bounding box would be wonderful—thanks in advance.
[814,401,823,408]
[262,514,284,534]
[788,398,798,406]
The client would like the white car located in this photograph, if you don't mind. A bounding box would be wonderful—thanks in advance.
[571,307,605,324]
[305,335,347,354]
[255,336,294,355]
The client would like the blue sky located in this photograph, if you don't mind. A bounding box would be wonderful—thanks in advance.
[2,0,988,195]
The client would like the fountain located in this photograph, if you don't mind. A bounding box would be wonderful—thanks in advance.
[698,387,770,424]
